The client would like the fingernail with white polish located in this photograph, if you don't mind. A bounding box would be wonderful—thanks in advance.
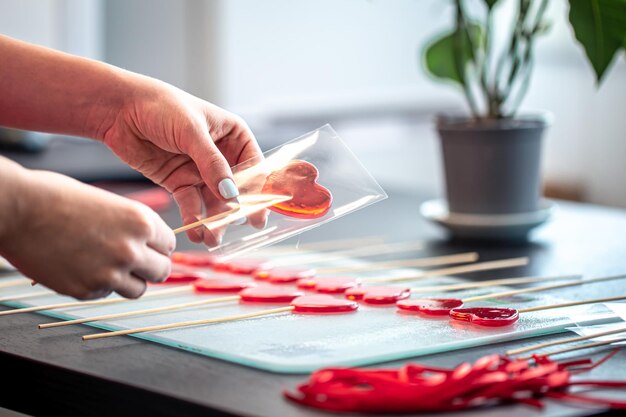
[218,178,239,200]
[232,216,247,225]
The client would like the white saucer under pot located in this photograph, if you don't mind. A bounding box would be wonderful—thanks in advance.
[420,199,557,241]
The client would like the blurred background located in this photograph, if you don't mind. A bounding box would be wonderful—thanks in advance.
[1,0,625,207]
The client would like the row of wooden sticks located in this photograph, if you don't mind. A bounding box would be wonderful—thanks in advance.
[0,236,625,358]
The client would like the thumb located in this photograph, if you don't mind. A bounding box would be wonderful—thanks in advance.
[183,125,239,201]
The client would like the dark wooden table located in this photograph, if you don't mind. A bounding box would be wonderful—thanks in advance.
[2,189,626,417]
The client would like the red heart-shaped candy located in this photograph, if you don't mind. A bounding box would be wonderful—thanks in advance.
[291,295,358,313]
[193,275,257,293]
[261,160,332,219]
[449,307,519,327]
[239,286,305,303]
[396,298,464,315]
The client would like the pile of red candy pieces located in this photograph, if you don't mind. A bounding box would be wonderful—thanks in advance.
[285,351,626,413]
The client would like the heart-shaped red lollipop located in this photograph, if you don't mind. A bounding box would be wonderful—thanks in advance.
[449,307,519,327]
[291,295,358,313]
[239,286,305,303]
[396,298,464,315]
[261,160,332,219]
[193,276,257,293]
[344,286,411,305]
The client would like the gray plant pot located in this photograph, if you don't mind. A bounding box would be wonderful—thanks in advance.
[437,115,550,215]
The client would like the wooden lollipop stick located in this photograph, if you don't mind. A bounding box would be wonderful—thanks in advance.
[369,257,529,284]
[0,285,193,316]
[410,274,582,293]
[172,194,292,234]
[518,336,626,360]
[0,278,33,289]
[39,295,241,329]
[507,324,626,356]
[274,241,425,267]
[83,306,295,341]
[462,274,626,303]
[317,252,478,274]
[519,294,626,313]
[0,290,53,303]
[173,204,239,234]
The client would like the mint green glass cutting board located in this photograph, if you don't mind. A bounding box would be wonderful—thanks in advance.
[0,272,617,374]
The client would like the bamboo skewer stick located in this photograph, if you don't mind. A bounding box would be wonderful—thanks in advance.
[39,295,241,329]
[317,252,478,274]
[172,194,291,234]
[507,325,626,357]
[462,274,626,303]
[519,294,626,313]
[0,285,194,316]
[518,336,626,360]
[368,257,529,284]
[0,290,53,303]
[82,306,295,341]
[0,278,33,290]
[410,274,582,293]
[314,252,477,275]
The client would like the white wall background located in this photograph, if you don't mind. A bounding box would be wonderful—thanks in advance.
[1,0,625,207]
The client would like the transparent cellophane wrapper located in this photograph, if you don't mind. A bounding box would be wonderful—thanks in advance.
[172,124,387,260]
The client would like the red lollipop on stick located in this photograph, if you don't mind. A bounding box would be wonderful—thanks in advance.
[41,285,306,330]
[397,274,626,316]
[261,160,332,219]
[449,293,626,327]
[83,294,359,340]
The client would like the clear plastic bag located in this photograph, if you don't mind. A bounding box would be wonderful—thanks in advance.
[173,124,387,260]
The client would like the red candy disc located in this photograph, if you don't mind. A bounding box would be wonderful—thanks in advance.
[214,258,273,275]
[291,295,358,313]
[314,277,361,294]
[193,276,257,293]
[261,160,333,219]
[396,298,464,315]
[345,286,411,304]
[158,272,205,284]
[239,286,305,303]
[449,307,519,327]
[258,268,316,284]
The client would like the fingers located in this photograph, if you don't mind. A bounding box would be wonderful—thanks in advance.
[113,274,148,299]
[172,185,205,243]
[144,208,176,256]
[182,124,240,202]
[132,247,172,284]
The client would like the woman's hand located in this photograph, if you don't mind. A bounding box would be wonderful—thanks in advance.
[0,165,175,300]
[101,76,267,246]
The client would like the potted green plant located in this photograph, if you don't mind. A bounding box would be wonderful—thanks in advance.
[422,0,626,238]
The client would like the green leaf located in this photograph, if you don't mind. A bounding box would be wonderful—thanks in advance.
[568,0,626,83]
[423,25,482,86]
